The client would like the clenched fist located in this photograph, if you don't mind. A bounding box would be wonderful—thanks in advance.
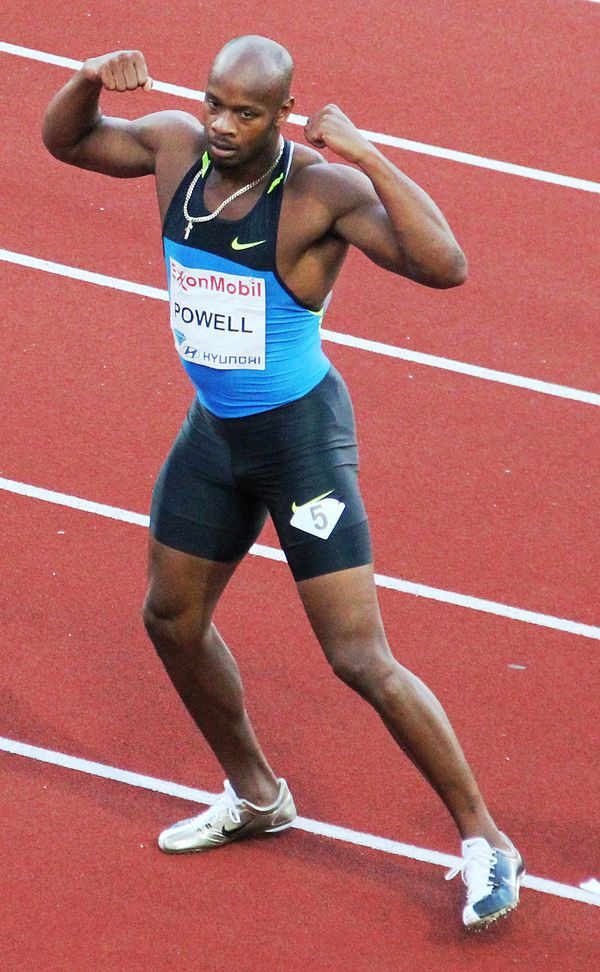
[304,104,374,166]
[82,50,153,92]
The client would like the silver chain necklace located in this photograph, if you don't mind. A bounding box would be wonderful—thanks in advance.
[183,137,284,240]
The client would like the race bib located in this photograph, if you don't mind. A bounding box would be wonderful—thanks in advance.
[169,257,266,370]
[290,494,346,540]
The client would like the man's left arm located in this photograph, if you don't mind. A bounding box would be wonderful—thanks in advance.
[305,104,467,289]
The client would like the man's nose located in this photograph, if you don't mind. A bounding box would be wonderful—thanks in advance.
[212,110,237,136]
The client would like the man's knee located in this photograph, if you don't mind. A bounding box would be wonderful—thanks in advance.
[142,593,206,657]
[144,539,236,656]
[142,594,171,641]
[328,641,396,696]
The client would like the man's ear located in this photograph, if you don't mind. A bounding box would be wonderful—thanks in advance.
[277,96,295,126]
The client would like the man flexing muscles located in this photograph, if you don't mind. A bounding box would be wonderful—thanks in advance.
[42,35,524,929]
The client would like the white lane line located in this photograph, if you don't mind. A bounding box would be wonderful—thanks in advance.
[320,327,600,407]
[0,248,167,302]
[0,735,597,907]
[1,40,599,194]
[2,476,600,641]
[3,247,600,408]
[579,879,600,895]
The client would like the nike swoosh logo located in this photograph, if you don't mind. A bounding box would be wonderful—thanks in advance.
[291,490,334,514]
[221,820,252,837]
[231,237,266,250]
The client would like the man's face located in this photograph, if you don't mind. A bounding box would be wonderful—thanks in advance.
[201,69,288,169]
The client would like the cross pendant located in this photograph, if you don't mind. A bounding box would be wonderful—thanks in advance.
[184,221,193,240]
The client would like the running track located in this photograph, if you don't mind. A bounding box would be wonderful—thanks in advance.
[1,2,599,969]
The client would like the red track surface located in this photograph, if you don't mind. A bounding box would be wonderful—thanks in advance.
[1,2,599,968]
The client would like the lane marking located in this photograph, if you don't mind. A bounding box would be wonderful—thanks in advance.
[579,879,600,894]
[0,248,167,301]
[1,475,599,641]
[2,247,600,408]
[319,327,600,407]
[1,41,599,194]
[0,735,597,907]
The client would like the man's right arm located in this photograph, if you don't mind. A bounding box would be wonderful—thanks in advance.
[42,50,198,178]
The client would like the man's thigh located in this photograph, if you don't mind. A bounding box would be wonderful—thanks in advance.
[254,367,373,581]
[295,562,386,660]
[150,399,268,563]
[268,461,373,581]
[145,536,240,627]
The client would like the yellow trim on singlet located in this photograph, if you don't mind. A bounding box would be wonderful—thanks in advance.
[267,172,285,194]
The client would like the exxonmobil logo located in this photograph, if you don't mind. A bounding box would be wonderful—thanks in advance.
[170,260,263,298]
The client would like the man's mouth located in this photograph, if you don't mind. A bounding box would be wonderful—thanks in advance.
[209,140,237,158]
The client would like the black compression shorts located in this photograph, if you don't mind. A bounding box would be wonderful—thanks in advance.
[149,366,373,581]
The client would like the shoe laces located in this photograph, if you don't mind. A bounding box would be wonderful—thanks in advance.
[196,781,242,830]
[445,841,498,905]
[222,780,242,824]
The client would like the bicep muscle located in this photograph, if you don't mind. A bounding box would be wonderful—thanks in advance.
[67,115,157,178]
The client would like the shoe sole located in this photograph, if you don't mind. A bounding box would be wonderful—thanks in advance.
[159,817,296,854]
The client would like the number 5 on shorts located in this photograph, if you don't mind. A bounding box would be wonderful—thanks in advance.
[290,496,346,540]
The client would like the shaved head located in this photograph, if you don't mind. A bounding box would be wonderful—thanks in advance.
[209,35,294,108]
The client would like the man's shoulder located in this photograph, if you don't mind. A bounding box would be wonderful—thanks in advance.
[136,110,204,153]
[287,141,373,202]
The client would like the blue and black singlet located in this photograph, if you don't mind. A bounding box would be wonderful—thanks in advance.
[162,139,331,417]
[153,138,373,580]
